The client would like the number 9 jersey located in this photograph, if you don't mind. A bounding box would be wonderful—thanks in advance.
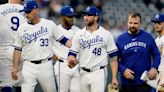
[0,3,27,46]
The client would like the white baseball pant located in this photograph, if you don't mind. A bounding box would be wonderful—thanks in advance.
[80,66,107,92]
[21,60,57,92]
[0,46,23,87]
[54,61,80,92]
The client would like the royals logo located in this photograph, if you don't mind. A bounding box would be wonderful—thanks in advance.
[79,35,103,49]
[22,26,48,44]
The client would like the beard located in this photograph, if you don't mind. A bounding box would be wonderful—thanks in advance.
[64,20,73,28]
[85,20,94,27]
[129,27,138,34]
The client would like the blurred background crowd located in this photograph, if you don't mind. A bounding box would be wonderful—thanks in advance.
[1,0,163,38]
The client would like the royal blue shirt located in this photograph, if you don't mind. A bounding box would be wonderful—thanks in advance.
[116,30,160,85]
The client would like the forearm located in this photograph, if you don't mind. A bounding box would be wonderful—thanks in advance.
[65,40,72,48]
[13,49,21,69]
[110,56,118,78]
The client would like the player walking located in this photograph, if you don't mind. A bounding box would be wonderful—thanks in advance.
[11,1,71,92]
[68,6,118,92]
[0,0,26,92]
[53,6,80,92]
[152,14,164,92]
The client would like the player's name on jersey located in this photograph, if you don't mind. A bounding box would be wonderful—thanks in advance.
[22,26,48,44]
[124,41,146,50]
[1,7,23,16]
[79,35,103,49]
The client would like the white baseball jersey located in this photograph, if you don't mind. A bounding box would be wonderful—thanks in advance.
[0,3,27,46]
[70,26,118,68]
[53,25,80,92]
[155,36,164,71]
[53,24,80,59]
[13,18,64,61]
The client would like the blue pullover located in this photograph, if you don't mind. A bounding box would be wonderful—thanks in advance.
[116,30,160,85]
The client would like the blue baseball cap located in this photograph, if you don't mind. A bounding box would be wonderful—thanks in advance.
[83,6,100,16]
[60,6,76,16]
[20,0,38,13]
[152,14,164,23]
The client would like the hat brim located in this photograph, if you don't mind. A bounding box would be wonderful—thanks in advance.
[62,13,77,17]
[19,9,32,13]
[82,11,95,16]
[151,19,164,23]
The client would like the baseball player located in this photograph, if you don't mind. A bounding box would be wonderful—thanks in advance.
[53,6,80,92]
[68,6,118,92]
[0,0,26,92]
[152,14,164,92]
[11,1,71,92]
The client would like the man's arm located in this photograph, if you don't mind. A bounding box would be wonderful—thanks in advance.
[58,37,72,48]
[65,39,72,48]
[109,54,118,89]
[12,48,21,80]
[110,56,118,81]
[148,38,160,79]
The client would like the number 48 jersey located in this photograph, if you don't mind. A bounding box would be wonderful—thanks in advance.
[70,26,118,68]
[0,3,27,46]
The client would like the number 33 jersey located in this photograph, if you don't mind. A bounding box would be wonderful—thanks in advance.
[13,18,64,61]
[70,26,118,68]
[0,3,27,46]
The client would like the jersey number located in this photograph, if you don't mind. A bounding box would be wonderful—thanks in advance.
[11,16,19,31]
[40,38,48,46]
[92,48,101,56]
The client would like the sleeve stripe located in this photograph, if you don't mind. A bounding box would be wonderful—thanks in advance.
[59,37,68,45]
[107,49,118,54]
[68,52,77,57]
[56,35,64,42]
[69,50,78,54]
[12,45,22,51]
[108,52,117,57]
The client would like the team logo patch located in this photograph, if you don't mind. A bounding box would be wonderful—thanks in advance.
[70,8,74,13]
[86,7,91,12]
[155,14,160,19]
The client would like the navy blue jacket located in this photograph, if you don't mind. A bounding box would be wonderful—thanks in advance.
[116,30,160,85]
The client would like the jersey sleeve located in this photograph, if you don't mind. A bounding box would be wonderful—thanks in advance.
[68,32,80,57]
[150,36,160,69]
[52,22,64,41]
[159,36,164,47]
[51,21,68,45]
[107,32,118,57]
[13,27,23,50]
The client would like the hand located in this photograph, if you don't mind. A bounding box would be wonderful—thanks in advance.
[111,77,118,90]
[123,68,134,79]
[68,60,78,68]
[158,84,164,92]
[11,67,18,80]
[148,67,158,80]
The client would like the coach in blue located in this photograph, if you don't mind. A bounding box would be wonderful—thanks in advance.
[116,12,160,92]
